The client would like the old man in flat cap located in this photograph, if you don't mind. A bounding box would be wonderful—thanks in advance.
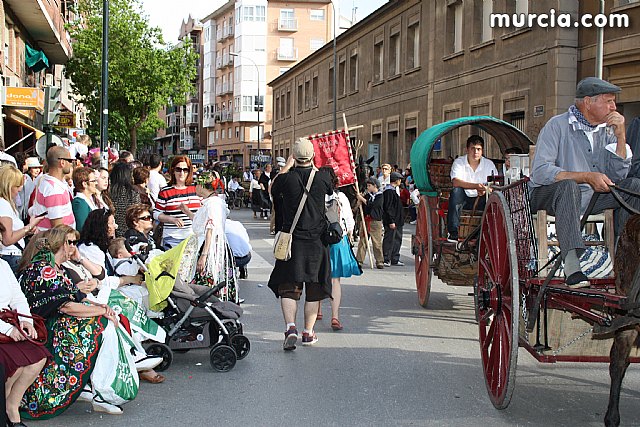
[529,77,640,288]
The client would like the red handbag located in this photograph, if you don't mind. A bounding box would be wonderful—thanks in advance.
[0,308,48,345]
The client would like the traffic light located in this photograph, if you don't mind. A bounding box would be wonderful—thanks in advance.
[44,86,61,127]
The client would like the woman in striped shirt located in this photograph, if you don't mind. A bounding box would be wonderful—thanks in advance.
[153,155,202,248]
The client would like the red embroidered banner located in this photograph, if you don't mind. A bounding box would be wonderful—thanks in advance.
[310,131,355,187]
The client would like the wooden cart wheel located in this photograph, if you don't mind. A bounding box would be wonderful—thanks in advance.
[476,192,519,410]
[413,196,433,308]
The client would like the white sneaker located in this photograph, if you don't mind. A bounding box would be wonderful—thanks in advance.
[77,386,93,403]
[135,355,163,371]
[92,397,123,415]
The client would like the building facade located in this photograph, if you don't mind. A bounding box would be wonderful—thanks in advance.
[269,0,640,169]
[1,0,82,157]
[201,0,333,168]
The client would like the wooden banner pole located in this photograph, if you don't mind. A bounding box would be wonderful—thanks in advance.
[342,113,374,269]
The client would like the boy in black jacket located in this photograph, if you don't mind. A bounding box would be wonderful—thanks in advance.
[382,172,405,266]
[356,177,385,269]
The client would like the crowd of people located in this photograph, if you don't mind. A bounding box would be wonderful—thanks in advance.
[0,142,251,426]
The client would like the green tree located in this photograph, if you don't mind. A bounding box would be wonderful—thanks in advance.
[65,0,197,156]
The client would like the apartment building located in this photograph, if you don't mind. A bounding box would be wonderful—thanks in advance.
[269,0,640,169]
[154,16,206,163]
[1,0,81,156]
[201,0,333,168]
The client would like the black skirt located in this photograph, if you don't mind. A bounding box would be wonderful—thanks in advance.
[268,237,332,298]
[0,340,51,378]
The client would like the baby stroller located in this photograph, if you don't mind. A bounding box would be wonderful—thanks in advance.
[139,235,250,372]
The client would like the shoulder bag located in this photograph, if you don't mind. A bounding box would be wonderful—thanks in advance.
[273,169,316,261]
[0,308,48,345]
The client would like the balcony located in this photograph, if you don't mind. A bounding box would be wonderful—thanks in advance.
[223,26,234,39]
[5,0,72,63]
[221,82,233,95]
[220,111,233,122]
[276,48,298,61]
[278,18,298,32]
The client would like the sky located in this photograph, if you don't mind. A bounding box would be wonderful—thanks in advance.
[139,0,389,44]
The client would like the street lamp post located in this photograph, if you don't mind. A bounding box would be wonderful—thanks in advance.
[230,52,261,166]
[100,0,109,168]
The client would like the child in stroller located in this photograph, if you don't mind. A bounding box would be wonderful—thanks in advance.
[143,235,250,372]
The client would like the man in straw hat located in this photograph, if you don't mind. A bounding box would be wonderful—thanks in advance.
[268,137,333,350]
[529,77,640,288]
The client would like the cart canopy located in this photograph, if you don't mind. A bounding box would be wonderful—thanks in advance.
[410,116,533,195]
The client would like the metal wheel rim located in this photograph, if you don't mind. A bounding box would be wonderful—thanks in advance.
[414,196,433,308]
[476,192,519,410]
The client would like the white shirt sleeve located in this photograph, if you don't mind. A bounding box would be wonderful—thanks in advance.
[0,260,32,335]
[605,143,633,160]
[338,192,355,234]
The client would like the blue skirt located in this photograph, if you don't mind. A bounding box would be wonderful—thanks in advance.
[329,235,362,279]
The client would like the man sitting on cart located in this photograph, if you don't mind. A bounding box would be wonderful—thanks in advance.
[529,77,640,288]
[447,135,498,243]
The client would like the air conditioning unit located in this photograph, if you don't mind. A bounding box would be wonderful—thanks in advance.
[3,76,20,87]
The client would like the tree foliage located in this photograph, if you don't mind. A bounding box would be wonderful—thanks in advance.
[65,0,197,155]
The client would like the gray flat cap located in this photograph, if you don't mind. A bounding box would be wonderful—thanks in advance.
[576,77,621,98]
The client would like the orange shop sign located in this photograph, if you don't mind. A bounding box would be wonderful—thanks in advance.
[2,87,45,111]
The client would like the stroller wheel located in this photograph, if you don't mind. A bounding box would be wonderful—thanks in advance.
[145,343,173,372]
[231,335,250,360]
[210,344,237,372]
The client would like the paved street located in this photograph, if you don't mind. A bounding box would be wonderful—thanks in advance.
[31,207,640,427]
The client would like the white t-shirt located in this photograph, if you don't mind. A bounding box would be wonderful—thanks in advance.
[0,198,25,254]
[450,155,498,198]
[225,219,252,257]
[148,169,167,202]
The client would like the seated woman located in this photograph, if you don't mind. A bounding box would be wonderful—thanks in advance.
[77,212,165,384]
[124,204,158,261]
[78,209,142,289]
[18,227,127,417]
[0,258,49,427]
[191,172,236,302]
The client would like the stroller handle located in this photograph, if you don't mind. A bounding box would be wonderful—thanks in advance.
[194,281,227,307]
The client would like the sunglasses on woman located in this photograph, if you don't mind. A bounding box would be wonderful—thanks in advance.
[174,167,190,173]
[138,215,152,221]
[67,239,78,246]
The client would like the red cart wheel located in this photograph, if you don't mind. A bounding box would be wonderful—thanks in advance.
[476,192,519,410]
[413,196,432,308]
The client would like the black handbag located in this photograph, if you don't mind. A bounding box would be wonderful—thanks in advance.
[322,194,344,245]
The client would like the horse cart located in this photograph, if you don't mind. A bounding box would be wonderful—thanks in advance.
[409,116,639,417]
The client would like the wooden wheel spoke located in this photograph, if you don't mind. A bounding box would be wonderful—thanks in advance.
[479,307,494,324]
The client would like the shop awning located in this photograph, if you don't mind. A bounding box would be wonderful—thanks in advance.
[8,116,45,139]
[25,44,49,73]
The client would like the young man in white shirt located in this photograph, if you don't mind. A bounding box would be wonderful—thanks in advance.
[147,154,167,202]
[447,135,498,243]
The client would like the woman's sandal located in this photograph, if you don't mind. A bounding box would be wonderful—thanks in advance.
[140,371,165,384]
[317,311,323,320]
[331,318,343,331]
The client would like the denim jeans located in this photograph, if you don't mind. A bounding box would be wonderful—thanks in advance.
[0,254,21,275]
[162,236,184,249]
[234,253,252,268]
[446,187,486,237]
